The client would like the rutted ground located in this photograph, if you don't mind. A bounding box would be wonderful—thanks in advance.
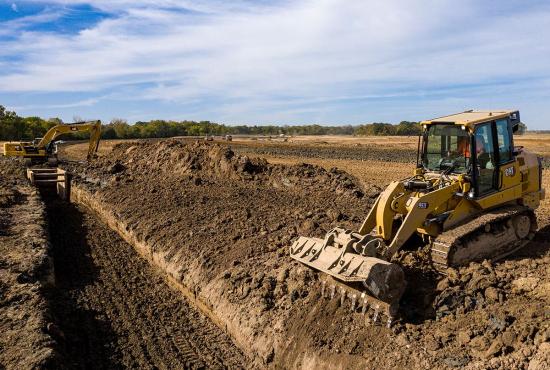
[1,157,247,369]
[46,199,248,369]
[0,159,57,369]
[64,140,550,369]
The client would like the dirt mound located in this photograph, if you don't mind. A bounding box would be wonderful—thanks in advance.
[73,140,371,199]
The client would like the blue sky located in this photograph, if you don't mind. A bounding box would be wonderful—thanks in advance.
[1,0,550,129]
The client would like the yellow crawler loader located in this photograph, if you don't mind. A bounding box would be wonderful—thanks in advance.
[290,110,545,326]
[3,120,101,164]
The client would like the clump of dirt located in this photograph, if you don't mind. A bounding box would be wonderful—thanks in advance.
[64,140,550,369]
[0,158,59,369]
[401,248,550,369]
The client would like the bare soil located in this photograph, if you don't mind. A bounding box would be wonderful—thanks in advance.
[0,159,57,369]
[61,139,550,369]
[46,198,247,369]
[1,156,247,369]
[3,133,549,369]
[57,133,550,168]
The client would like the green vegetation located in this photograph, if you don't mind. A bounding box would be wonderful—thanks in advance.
[100,120,361,138]
[0,106,61,141]
[1,104,531,140]
[0,105,420,140]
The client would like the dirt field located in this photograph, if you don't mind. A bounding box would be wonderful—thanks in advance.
[0,159,57,369]
[56,136,549,369]
[2,133,549,369]
[0,157,246,369]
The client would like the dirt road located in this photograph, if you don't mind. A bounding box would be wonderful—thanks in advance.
[46,198,247,369]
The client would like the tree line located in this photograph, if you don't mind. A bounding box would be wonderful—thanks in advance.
[4,104,529,140]
[0,106,62,141]
[98,119,423,139]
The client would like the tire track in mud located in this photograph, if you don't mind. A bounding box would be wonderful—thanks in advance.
[46,199,247,369]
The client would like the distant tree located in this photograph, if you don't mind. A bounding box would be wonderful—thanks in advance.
[101,125,117,139]
[22,116,55,139]
[396,121,421,136]
[0,105,25,140]
[47,117,64,125]
[110,118,130,138]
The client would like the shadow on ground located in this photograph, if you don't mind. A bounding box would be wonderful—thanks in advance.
[44,196,120,369]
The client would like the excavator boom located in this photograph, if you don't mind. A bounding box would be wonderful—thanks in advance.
[3,120,102,162]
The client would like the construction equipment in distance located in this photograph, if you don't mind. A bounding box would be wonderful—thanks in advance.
[290,110,545,326]
[3,120,101,164]
[26,168,72,200]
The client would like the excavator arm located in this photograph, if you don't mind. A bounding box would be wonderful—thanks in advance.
[4,120,101,161]
[37,120,101,160]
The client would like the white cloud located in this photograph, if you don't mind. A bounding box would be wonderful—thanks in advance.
[12,96,106,111]
[1,0,550,127]
[11,3,18,12]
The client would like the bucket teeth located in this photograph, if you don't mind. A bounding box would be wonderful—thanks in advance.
[372,305,380,323]
[339,288,346,305]
[317,280,398,327]
[361,298,368,314]
[365,311,372,324]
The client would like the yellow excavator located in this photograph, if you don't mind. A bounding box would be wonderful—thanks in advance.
[3,120,101,164]
[290,110,545,326]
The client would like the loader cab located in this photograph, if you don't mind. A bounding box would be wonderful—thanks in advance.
[422,124,472,174]
[421,110,520,198]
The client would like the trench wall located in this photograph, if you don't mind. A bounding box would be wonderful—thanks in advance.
[70,184,372,369]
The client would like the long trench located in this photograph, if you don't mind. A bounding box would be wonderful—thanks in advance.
[45,197,248,369]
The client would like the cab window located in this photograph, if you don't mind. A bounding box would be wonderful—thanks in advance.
[496,119,512,163]
[475,123,496,194]
[423,124,470,173]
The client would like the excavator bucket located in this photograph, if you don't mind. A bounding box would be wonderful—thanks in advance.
[289,227,405,325]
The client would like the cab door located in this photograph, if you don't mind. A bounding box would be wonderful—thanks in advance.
[495,118,519,191]
[474,123,497,195]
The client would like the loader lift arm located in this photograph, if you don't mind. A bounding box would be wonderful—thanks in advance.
[359,179,463,258]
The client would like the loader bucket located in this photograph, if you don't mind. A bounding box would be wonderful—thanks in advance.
[289,229,406,324]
